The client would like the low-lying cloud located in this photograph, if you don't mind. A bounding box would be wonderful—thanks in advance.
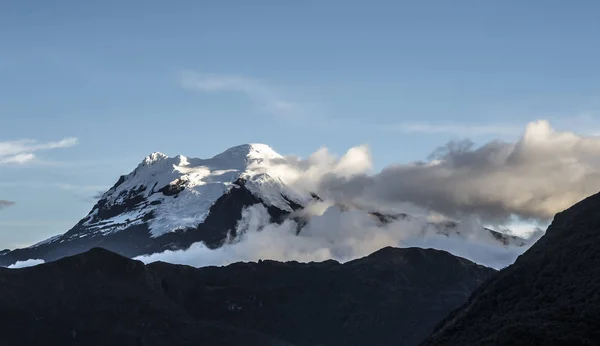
[7,258,45,269]
[137,203,540,270]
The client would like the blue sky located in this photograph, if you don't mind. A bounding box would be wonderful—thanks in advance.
[1,0,600,248]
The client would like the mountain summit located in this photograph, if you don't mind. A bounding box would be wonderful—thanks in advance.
[0,144,312,265]
[84,143,303,238]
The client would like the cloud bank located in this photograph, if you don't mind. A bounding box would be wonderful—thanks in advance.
[320,120,600,223]
[136,120,597,269]
[249,120,600,224]
[0,137,78,164]
[137,203,538,270]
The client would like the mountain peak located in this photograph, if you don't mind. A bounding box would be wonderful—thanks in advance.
[61,142,305,240]
[141,152,169,166]
[213,143,282,161]
[138,144,282,170]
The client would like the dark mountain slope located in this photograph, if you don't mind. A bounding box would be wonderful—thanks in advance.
[0,247,494,346]
[422,191,600,346]
[0,248,290,346]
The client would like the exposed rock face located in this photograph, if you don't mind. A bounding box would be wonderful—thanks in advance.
[0,246,494,346]
[422,191,600,346]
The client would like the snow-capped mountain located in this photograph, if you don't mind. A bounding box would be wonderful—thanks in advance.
[0,144,314,265]
[0,143,532,267]
[78,143,308,239]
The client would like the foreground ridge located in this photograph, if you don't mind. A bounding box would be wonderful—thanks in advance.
[422,191,600,345]
[0,246,494,346]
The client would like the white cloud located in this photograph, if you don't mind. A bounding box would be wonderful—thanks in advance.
[7,258,45,269]
[0,137,78,164]
[55,183,108,192]
[137,203,537,270]
[181,72,300,117]
[261,146,372,198]
[0,181,106,192]
[0,153,36,164]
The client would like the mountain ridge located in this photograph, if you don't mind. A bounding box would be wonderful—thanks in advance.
[0,246,495,346]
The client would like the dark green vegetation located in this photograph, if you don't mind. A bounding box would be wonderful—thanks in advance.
[0,247,493,346]
[423,191,600,346]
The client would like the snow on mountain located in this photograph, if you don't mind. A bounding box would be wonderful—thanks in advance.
[29,234,63,249]
[79,143,309,238]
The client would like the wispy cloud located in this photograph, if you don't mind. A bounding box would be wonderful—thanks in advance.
[181,72,300,117]
[385,122,524,137]
[0,137,78,164]
[0,220,76,228]
[55,183,108,202]
[0,181,107,192]
[54,183,107,192]
[0,200,15,210]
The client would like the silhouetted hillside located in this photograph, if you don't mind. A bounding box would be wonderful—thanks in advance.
[423,192,600,346]
[0,246,493,346]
